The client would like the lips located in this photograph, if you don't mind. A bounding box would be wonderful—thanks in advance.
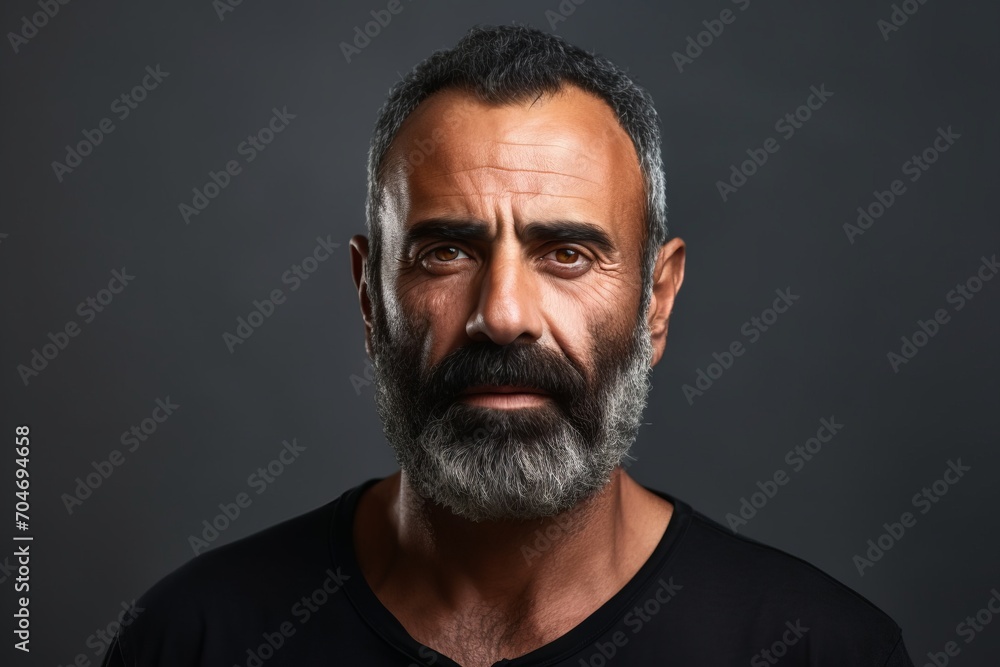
[461,385,549,396]
[458,384,553,409]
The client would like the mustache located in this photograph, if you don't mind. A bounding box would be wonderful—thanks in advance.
[422,340,588,412]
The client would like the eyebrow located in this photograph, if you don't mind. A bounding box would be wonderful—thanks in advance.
[522,220,616,255]
[403,220,490,249]
[402,218,617,256]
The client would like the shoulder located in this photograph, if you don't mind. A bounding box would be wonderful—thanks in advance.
[146,498,337,600]
[661,496,910,664]
[114,499,341,666]
[684,506,890,612]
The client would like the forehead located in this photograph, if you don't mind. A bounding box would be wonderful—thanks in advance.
[381,84,645,241]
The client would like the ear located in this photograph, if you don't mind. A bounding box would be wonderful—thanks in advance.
[646,237,686,367]
[350,235,374,359]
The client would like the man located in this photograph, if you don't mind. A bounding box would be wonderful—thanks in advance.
[102,24,914,666]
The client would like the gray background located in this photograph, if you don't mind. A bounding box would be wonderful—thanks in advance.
[2,0,998,665]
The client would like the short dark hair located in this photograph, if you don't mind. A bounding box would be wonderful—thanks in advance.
[365,23,668,322]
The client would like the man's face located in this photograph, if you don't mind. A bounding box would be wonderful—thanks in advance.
[367,84,657,521]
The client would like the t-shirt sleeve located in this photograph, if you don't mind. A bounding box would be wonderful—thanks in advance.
[94,563,211,667]
[99,629,128,667]
[881,634,916,667]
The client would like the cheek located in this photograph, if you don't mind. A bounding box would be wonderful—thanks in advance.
[542,280,638,375]
[540,269,636,326]
[397,281,471,367]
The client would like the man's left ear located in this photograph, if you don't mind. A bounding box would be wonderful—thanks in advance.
[646,237,686,367]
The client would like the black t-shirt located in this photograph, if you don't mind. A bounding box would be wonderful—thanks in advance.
[101,477,915,666]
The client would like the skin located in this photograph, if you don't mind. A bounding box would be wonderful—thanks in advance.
[349,83,686,666]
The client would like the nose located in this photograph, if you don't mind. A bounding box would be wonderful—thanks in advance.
[466,249,544,346]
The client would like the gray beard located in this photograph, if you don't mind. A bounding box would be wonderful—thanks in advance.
[369,294,654,523]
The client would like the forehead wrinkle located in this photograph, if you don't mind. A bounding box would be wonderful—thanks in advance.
[427,192,596,202]
[386,86,645,249]
[426,165,601,185]
[426,138,607,183]
[490,140,606,166]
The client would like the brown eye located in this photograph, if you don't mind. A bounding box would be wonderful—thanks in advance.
[552,248,580,263]
[432,246,464,261]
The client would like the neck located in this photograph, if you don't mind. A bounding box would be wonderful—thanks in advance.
[354,467,670,621]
